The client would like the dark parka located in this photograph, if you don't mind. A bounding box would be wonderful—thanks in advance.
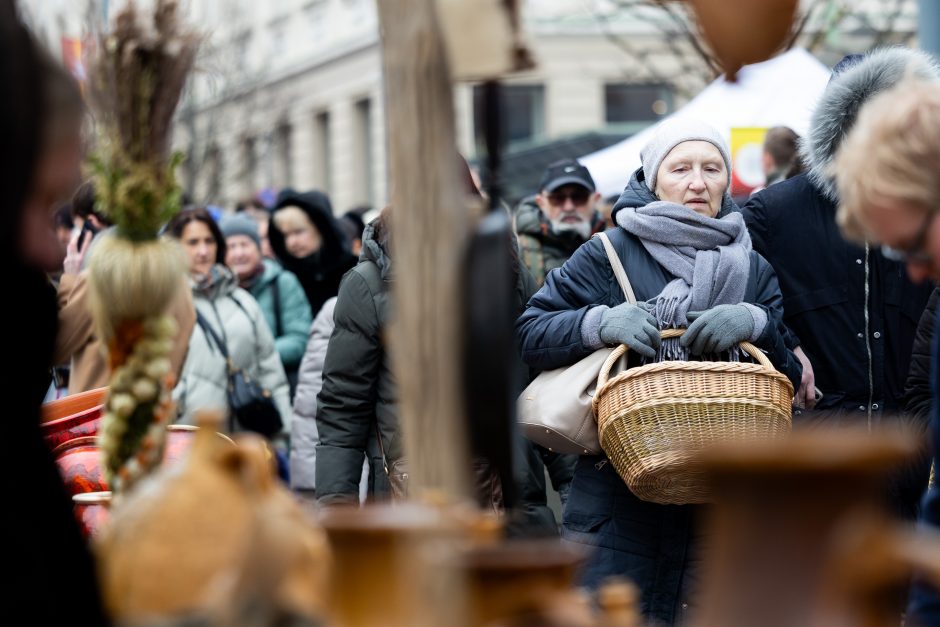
[742,48,937,420]
[316,218,544,507]
[888,288,940,522]
[516,168,801,625]
[908,303,940,625]
[315,221,396,505]
[269,188,358,317]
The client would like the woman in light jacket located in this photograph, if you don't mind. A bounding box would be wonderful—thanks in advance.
[168,208,291,443]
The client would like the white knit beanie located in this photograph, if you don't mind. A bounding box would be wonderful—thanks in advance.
[640,117,732,193]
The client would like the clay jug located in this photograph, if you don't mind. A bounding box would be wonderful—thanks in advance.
[458,539,585,626]
[42,404,103,451]
[694,429,940,627]
[319,503,457,627]
[96,411,330,624]
[72,491,111,539]
[689,0,799,79]
[54,436,107,496]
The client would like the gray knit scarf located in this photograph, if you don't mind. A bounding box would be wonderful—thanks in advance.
[616,200,752,359]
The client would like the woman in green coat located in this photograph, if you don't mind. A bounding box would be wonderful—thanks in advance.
[221,212,312,393]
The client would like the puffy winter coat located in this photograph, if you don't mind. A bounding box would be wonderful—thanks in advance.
[315,222,396,505]
[908,304,940,625]
[269,188,358,317]
[289,297,337,493]
[173,265,291,439]
[246,258,312,371]
[516,170,799,623]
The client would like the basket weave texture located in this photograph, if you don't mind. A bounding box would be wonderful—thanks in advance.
[593,329,794,505]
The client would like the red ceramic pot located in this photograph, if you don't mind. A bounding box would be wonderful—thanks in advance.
[41,404,103,451]
[164,424,235,465]
[54,436,107,496]
[73,491,111,539]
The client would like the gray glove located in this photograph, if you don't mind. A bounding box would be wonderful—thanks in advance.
[681,304,764,355]
[599,303,661,358]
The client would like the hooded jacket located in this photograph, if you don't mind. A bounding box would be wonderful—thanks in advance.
[269,188,358,317]
[173,265,292,439]
[244,258,312,371]
[514,197,606,287]
[742,47,937,420]
[314,220,397,505]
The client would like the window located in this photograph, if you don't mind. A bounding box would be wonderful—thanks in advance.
[274,123,292,188]
[314,111,332,193]
[270,18,289,58]
[605,83,672,126]
[473,84,545,151]
[354,98,373,205]
[305,0,329,45]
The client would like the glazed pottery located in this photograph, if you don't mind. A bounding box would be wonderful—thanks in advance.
[72,491,111,539]
[54,436,107,496]
[41,404,103,451]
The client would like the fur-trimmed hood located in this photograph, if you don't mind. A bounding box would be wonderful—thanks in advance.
[801,47,940,202]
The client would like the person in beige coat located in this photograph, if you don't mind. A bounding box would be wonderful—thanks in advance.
[54,226,195,395]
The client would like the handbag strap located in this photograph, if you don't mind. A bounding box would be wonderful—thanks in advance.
[270,277,284,338]
[195,310,230,360]
[595,232,637,305]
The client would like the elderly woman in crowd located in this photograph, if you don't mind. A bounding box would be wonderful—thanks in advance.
[516,117,801,624]
[220,212,311,396]
[835,80,940,627]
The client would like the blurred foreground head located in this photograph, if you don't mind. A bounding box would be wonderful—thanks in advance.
[836,80,940,284]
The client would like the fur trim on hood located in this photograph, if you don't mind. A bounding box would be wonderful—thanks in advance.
[801,47,940,202]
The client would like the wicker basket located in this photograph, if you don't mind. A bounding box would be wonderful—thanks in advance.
[593,329,794,505]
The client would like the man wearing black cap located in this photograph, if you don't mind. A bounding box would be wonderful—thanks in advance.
[515,159,606,287]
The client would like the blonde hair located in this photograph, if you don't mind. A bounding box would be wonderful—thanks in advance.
[836,79,940,242]
[272,206,313,232]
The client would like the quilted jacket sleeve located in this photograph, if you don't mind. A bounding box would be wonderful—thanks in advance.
[289,298,336,492]
[750,255,802,390]
[315,271,383,505]
[905,287,940,424]
[273,270,313,370]
[516,237,614,372]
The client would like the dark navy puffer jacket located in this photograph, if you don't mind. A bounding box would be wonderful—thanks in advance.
[518,168,801,390]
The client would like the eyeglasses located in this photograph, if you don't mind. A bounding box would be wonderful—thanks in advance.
[881,211,937,264]
[547,189,591,206]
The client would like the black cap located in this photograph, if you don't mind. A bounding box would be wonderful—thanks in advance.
[539,159,596,193]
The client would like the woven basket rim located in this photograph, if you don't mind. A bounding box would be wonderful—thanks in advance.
[593,358,794,416]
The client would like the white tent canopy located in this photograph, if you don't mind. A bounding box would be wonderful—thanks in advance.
[580,48,832,198]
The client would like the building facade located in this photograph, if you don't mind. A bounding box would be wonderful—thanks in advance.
[24,0,919,213]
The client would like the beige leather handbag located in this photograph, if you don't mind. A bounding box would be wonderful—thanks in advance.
[518,232,636,455]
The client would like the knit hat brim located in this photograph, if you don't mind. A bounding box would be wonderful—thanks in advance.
[640,117,732,193]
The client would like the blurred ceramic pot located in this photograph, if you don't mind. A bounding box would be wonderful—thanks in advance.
[73,491,112,539]
[163,424,234,465]
[54,436,106,496]
[41,405,103,451]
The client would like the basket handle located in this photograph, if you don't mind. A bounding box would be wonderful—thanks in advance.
[596,328,773,389]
